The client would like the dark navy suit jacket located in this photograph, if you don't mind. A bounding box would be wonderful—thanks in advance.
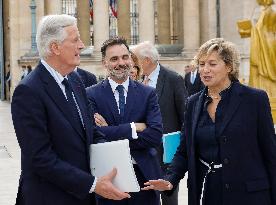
[86,79,163,181]
[155,65,187,170]
[165,82,276,205]
[184,71,204,96]
[76,67,97,88]
[11,62,97,205]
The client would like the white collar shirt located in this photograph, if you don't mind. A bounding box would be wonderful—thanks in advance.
[146,63,160,88]
[41,59,84,126]
[41,59,67,97]
[108,77,129,114]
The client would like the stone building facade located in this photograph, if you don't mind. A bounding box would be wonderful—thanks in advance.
[0,0,268,100]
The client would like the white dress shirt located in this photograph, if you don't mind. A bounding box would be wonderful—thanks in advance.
[146,63,160,88]
[190,69,198,84]
[108,77,138,140]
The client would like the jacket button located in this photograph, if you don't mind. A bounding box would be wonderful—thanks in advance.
[221,136,227,143]
[225,183,230,189]
[223,158,229,164]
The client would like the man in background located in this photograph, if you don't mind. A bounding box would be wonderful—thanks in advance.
[184,64,204,96]
[132,41,187,205]
[21,65,32,80]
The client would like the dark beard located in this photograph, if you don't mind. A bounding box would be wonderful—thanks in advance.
[109,65,130,81]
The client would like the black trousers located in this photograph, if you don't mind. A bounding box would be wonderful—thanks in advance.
[161,184,179,205]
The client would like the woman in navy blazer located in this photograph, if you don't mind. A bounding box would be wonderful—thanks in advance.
[143,38,276,205]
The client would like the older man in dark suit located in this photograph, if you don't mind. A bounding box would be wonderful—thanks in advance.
[86,37,163,205]
[11,14,129,205]
[132,41,187,205]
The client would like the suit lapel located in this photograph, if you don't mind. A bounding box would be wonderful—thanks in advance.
[38,64,85,140]
[217,83,242,136]
[124,80,137,120]
[102,79,121,123]
[195,72,200,84]
[156,66,166,100]
[191,90,205,140]
[69,75,89,140]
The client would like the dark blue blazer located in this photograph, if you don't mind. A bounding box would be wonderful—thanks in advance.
[86,79,163,180]
[11,62,97,205]
[76,67,97,88]
[166,82,276,205]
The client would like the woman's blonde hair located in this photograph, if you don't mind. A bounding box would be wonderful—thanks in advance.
[130,51,142,80]
[193,38,240,81]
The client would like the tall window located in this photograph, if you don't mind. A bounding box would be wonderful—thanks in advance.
[109,0,118,38]
[62,0,77,17]
[153,0,158,44]
[130,0,139,45]
[62,0,141,46]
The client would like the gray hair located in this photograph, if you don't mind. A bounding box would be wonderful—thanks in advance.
[132,41,159,63]
[36,14,77,59]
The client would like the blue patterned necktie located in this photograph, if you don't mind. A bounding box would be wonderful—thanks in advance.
[62,78,84,132]
[116,85,125,117]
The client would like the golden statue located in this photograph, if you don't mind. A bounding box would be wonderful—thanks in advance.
[250,0,276,98]
[237,0,276,122]
[256,0,274,6]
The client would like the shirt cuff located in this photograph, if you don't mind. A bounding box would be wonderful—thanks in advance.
[89,177,97,193]
[130,122,138,139]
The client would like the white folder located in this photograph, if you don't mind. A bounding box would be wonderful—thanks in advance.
[90,139,140,192]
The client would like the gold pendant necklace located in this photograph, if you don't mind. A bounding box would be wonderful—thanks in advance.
[209,94,219,99]
[208,89,220,99]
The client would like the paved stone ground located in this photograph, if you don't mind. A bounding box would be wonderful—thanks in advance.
[0,101,188,205]
[0,101,21,205]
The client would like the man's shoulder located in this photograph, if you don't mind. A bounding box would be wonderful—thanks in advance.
[160,65,183,80]
[19,63,43,87]
[13,64,46,100]
[132,80,155,92]
[77,68,96,78]
[86,79,104,94]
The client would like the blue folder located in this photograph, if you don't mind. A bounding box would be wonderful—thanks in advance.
[162,131,181,164]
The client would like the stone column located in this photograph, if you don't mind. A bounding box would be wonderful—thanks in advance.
[117,0,131,43]
[93,0,109,54]
[45,0,62,14]
[77,0,91,46]
[200,0,216,43]
[182,0,200,58]
[157,0,170,44]
[138,0,155,43]
[176,0,184,44]
[207,0,217,39]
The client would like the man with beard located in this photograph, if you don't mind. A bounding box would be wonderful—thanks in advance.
[86,37,163,205]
